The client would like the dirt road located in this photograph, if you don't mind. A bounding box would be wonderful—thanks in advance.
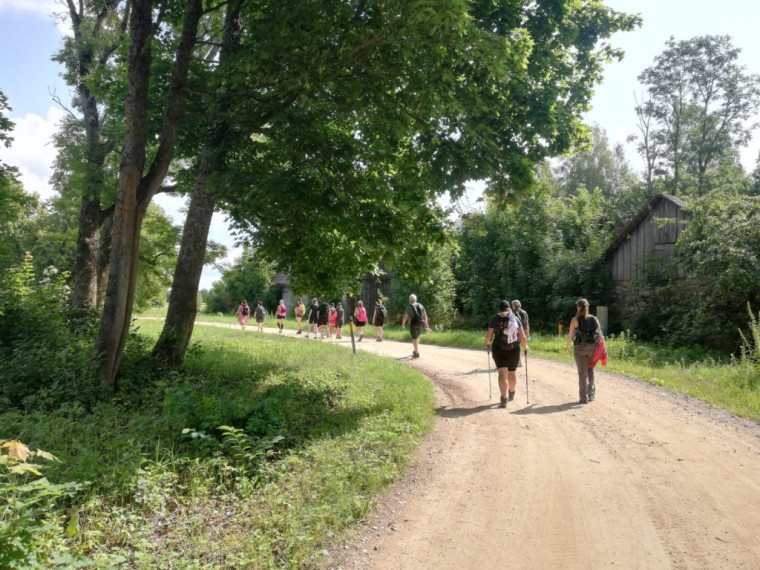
[307,331,760,570]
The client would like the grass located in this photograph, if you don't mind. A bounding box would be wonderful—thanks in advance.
[1,320,434,568]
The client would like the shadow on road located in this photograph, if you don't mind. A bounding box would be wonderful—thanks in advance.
[512,402,580,415]
[457,368,491,376]
[436,403,500,418]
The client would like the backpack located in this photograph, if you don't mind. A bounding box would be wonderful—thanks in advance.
[378,305,388,319]
[493,314,520,350]
[242,305,249,316]
[410,303,424,326]
[574,316,599,346]
[256,306,266,318]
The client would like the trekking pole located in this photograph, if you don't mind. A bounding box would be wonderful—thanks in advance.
[487,348,492,400]
[524,349,530,404]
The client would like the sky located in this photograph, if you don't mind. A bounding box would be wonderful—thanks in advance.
[2,0,760,288]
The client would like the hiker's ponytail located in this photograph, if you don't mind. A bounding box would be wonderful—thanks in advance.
[576,298,589,318]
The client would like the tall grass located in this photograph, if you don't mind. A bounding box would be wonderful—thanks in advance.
[1,320,434,568]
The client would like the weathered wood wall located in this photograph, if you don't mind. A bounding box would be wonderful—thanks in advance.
[608,196,691,282]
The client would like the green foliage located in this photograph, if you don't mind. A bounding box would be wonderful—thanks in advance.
[0,320,433,566]
[204,250,278,314]
[636,35,760,194]
[389,242,458,328]
[0,441,84,569]
[0,254,102,409]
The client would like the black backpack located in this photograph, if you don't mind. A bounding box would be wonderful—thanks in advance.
[494,314,520,350]
[378,305,388,319]
[410,303,424,326]
[256,306,266,318]
[242,305,249,316]
[574,316,599,346]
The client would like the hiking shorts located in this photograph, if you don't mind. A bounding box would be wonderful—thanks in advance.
[410,324,423,340]
[308,313,318,324]
[318,316,328,326]
[492,346,520,371]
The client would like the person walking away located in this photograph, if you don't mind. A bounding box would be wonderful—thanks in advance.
[565,298,603,404]
[373,299,388,341]
[328,303,337,338]
[254,301,267,332]
[485,300,529,408]
[354,301,368,341]
[307,298,319,338]
[335,302,345,339]
[294,298,305,334]
[236,300,250,330]
[318,298,330,339]
[401,294,432,358]
[276,299,287,334]
[512,300,530,367]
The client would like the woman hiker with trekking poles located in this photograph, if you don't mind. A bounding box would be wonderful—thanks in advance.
[485,300,529,408]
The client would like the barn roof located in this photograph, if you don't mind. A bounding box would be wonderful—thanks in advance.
[603,193,688,259]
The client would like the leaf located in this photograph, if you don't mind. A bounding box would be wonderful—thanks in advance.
[35,449,59,462]
[9,463,42,476]
[2,441,30,462]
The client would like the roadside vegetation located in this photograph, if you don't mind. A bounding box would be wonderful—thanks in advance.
[1,315,433,568]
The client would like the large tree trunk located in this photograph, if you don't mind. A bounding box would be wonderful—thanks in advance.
[153,155,216,364]
[153,0,243,364]
[68,1,114,310]
[95,0,202,387]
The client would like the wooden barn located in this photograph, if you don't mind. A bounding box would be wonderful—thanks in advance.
[604,193,691,326]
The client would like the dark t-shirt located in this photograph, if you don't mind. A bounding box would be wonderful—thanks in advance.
[404,302,425,325]
[515,308,529,331]
[374,305,385,325]
[488,312,522,351]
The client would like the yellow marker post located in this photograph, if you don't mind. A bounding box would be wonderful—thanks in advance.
[349,321,356,355]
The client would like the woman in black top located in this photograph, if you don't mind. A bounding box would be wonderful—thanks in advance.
[565,298,604,404]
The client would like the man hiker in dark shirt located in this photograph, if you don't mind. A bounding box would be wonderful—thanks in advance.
[401,294,431,358]
[512,300,530,367]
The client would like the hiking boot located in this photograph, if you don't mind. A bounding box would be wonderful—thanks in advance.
[412,351,420,358]
[579,397,588,404]
[376,337,382,342]
[508,390,515,401]
[499,396,508,408]
[296,330,302,334]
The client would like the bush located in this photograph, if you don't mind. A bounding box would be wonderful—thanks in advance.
[0,254,103,409]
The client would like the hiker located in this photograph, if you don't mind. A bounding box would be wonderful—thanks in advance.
[307,298,319,338]
[401,294,431,358]
[353,300,367,341]
[372,299,387,341]
[335,302,345,339]
[254,301,266,332]
[512,300,530,367]
[276,299,287,334]
[294,298,305,334]
[565,298,604,404]
[318,298,330,339]
[486,300,529,408]
[328,303,337,338]
[236,300,250,330]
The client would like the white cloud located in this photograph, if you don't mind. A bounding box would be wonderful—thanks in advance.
[0,107,63,201]
[0,0,59,16]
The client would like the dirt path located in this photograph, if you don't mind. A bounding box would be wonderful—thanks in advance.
[182,321,760,568]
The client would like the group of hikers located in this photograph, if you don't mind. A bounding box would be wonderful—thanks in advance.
[236,294,604,408]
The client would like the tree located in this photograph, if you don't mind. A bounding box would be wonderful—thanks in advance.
[675,190,760,347]
[55,0,125,310]
[636,35,760,194]
[0,90,37,271]
[95,0,205,386]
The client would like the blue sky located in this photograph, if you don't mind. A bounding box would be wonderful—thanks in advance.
[2,0,759,286]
